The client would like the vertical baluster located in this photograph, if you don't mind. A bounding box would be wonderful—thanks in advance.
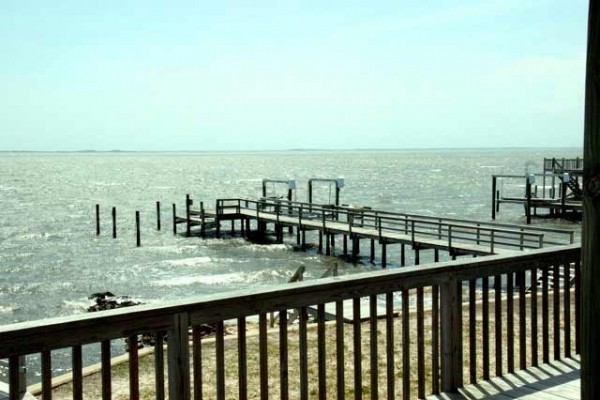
[369,296,378,400]
[154,333,165,400]
[564,261,572,358]
[482,277,490,380]
[238,318,248,400]
[318,304,327,400]
[216,322,226,400]
[353,297,362,400]
[542,266,550,364]
[278,312,288,400]
[469,279,477,383]
[575,259,581,354]
[9,355,26,400]
[386,292,395,400]
[128,336,139,400]
[417,287,425,399]
[193,326,203,400]
[41,350,52,400]
[507,273,514,373]
[432,285,440,394]
[531,267,539,367]
[553,262,561,360]
[336,300,346,400]
[402,289,410,400]
[494,275,503,377]
[72,345,84,400]
[259,314,268,400]
[102,341,113,399]
[299,307,309,400]
[518,271,527,370]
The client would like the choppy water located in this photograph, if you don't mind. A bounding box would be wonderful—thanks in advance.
[0,148,583,328]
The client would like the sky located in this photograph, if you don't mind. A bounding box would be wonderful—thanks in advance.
[0,0,590,151]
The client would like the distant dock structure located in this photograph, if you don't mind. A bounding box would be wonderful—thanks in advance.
[492,157,583,224]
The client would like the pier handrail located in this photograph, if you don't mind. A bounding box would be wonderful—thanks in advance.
[0,245,581,399]
[232,198,570,251]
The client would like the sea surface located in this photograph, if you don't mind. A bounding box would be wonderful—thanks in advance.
[0,148,583,381]
[0,147,583,326]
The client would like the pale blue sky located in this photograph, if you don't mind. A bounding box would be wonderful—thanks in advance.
[0,1,588,151]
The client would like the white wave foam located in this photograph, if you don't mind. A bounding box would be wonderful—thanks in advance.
[153,273,244,287]
[163,256,212,267]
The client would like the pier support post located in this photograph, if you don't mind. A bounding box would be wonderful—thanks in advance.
[172,204,177,235]
[156,201,161,231]
[401,244,406,266]
[112,207,117,239]
[325,233,331,255]
[186,194,191,237]
[351,237,359,260]
[526,178,532,224]
[318,231,323,254]
[343,235,348,256]
[381,242,387,268]
[415,248,420,265]
[95,204,100,235]
[301,230,306,250]
[296,228,301,245]
[135,211,141,247]
[370,239,375,263]
[492,176,497,220]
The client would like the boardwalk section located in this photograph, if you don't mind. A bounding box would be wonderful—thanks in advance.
[427,357,580,400]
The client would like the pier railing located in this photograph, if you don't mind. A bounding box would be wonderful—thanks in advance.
[217,198,574,251]
[543,157,583,172]
[0,245,581,400]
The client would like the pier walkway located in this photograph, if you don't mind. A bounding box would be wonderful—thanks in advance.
[193,198,575,260]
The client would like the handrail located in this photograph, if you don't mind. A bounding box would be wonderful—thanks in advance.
[0,245,581,399]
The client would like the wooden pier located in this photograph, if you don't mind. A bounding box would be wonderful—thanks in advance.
[175,197,574,268]
[492,157,583,224]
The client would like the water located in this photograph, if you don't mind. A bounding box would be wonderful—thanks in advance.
[0,148,583,327]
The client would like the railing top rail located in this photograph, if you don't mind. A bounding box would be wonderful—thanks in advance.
[0,244,580,358]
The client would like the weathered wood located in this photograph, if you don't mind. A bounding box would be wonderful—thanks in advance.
[216,321,226,400]
[112,207,116,239]
[259,314,268,400]
[135,211,141,247]
[482,277,490,380]
[417,287,425,398]
[96,204,100,235]
[402,289,410,400]
[353,297,362,400]
[278,311,288,400]
[507,273,514,373]
[370,295,378,400]
[101,340,112,400]
[156,201,161,231]
[318,304,327,400]
[192,325,203,400]
[336,300,345,400]
[168,312,190,400]
[186,194,191,237]
[553,263,561,361]
[518,271,527,370]
[492,177,497,220]
[386,292,395,400]
[469,279,477,384]
[154,333,165,400]
[432,285,440,394]
[41,350,52,400]
[299,307,309,400]
[564,261,571,358]
[128,335,139,400]
[73,345,83,400]
[441,276,463,392]
[172,204,177,235]
[531,268,539,367]
[494,275,502,377]
[542,267,549,364]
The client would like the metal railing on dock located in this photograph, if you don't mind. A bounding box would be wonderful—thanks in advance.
[0,245,581,399]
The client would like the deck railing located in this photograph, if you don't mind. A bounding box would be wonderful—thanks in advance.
[543,157,583,172]
[217,198,574,250]
[0,245,580,400]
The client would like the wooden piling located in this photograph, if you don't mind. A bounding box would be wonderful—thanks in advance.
[156,201,161,231]
[381,242,387,268]
[492,176,497,220]
[136,211,141,247]
[200,202,206,238]
[526,179,532,224]
[186,195,191,237]
[172,204,177,235]
[112,207,116,239]
[370,239,375,263]
[95,204,100,235]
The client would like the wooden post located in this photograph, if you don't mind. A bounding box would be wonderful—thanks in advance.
[185,195,191,237]
[95,204,100,235]
[172,204,177,235]
[136,211,141,247]
[381,242,387,268]
[200,202,206,238]
[440,275,463,392]
[561,181,568,216]
[9,355,27,400]
[526,177,532,224]
[492,176,497,220]
[112,207,117,239]
[370,239,375,263]
[168,312,191,400]
[156,201,161,231]
[582,1,600,397]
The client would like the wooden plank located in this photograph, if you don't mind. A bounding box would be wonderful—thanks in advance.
[299,307,309,400]
[482,277,490,380]
[432,285,440,394]
[168,312,190,400]
[259,314,268,400]
[531,268,539,367]
[318,304,327,400]
[507,272,514,373]
[402,289,410,400]
[238,318,248,400]
[494,274,503,377]
[369,296,378,400]
[468,279,477,384]
[386,292,395,400]
[336,300,346,400]
[417,287,425,398]
[192,325,203,400]
[542,267,550,364]
[216,322,226,400]
[553,263,561,361]
[518,271,527,370]
[353,297,362,400]
[563,262,571,358]
[278,311,288,400]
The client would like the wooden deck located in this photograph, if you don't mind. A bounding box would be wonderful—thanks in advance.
[428,357,580,400]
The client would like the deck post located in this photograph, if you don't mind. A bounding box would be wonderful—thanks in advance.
[492,176,497,219]
[440,274,463,392]
[112,207,117,239]
[168,312,191,400]
[9,355,27,400]
[582,1,600,397]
